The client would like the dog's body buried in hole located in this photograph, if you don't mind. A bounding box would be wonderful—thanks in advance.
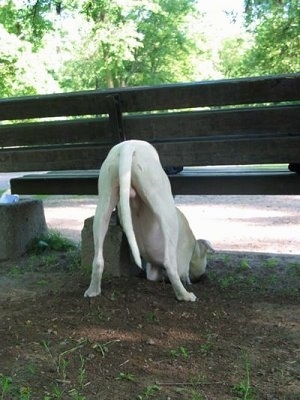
[84,140,213,301]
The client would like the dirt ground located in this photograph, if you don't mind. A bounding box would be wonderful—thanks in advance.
[0,195,299,399]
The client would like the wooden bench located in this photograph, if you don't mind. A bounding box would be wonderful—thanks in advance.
[1,73,299,196]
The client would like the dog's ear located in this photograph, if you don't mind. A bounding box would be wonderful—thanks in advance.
[197,239,215,254]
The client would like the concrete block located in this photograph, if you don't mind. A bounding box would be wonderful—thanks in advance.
[0,199,47,261]
[81,211,140,277]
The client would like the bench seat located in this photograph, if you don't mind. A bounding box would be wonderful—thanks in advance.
[10,165,300,196]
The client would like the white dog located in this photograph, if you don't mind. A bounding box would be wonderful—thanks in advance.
[84,140,213,301]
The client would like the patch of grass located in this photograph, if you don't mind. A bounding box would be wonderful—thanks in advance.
[232,351,256,400]
[218,254,232,266]
[7,245,81,277]
[207,252,300,296]
[237,258,251,272]
[208,268,257,292]
[172,375,208,400]
[199,342,213,355]
[44,384,65,399]
[115,372,135,381]
[169,346,190,359]
[185,389,205,400]
[69,388,86,400]
[261,257,278,269]
[207,271,236,289]
[40,340,90,399]
[8,265,23,277]
[0,340,92,400]
[219,275,235,289]
[146,312,158,323]
[0,374,14,399]
[28,230,77,254]
[137,384,161,399]
[287,262,300,278]
[77,355,87,389]
[91,339,120,358]
[12,231,81,275]
[0,374,34,400]
[19,386,31,400]
[58,356,69,382]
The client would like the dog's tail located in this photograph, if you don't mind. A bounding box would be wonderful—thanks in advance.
[118,142,142,268]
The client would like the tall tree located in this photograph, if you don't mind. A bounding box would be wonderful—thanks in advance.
[60,0,201,90]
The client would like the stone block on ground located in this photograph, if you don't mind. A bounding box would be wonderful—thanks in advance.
[81,211,140,277]
[0,199,47,261]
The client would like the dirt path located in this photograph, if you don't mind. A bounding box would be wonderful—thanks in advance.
[43,195,300,255]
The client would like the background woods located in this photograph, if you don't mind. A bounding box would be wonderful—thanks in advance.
[0,0,299,97]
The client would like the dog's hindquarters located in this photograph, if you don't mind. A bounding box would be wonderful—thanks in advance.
[85,140,197,301]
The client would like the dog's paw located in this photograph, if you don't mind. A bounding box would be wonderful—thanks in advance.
[186,292,197,302]
[176,291,197,302]
[84,287,101,298]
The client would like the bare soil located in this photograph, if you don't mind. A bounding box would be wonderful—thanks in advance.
[0,195,299,399]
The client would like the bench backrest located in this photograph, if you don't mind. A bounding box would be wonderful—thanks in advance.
[0,74,299,172]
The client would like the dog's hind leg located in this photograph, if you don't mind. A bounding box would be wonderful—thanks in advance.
[165,255,197,302]
[84,181,118,298]
[157,212,197,302]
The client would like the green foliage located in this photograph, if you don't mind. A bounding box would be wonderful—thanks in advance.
[60,0,200,90]
[0,373,14,399]
[0,0,298,96]
[0,0,54,49]
[243,0,295,26]
[128,0,200,86]
[0,373,33,399]
[220,0,299,76]
[0,0,63,96]
[0,13,59,97]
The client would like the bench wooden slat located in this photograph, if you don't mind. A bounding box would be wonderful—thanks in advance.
[3,134,300,171]
[122,74,300,113]
[2,132,299,173]
[125,105,299,139]
[0,118,113,147]
[10,167,300,195]
[0,145,111,172]
[1,74,298,120]
[156,136,300,166]
[1,105,298,148]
